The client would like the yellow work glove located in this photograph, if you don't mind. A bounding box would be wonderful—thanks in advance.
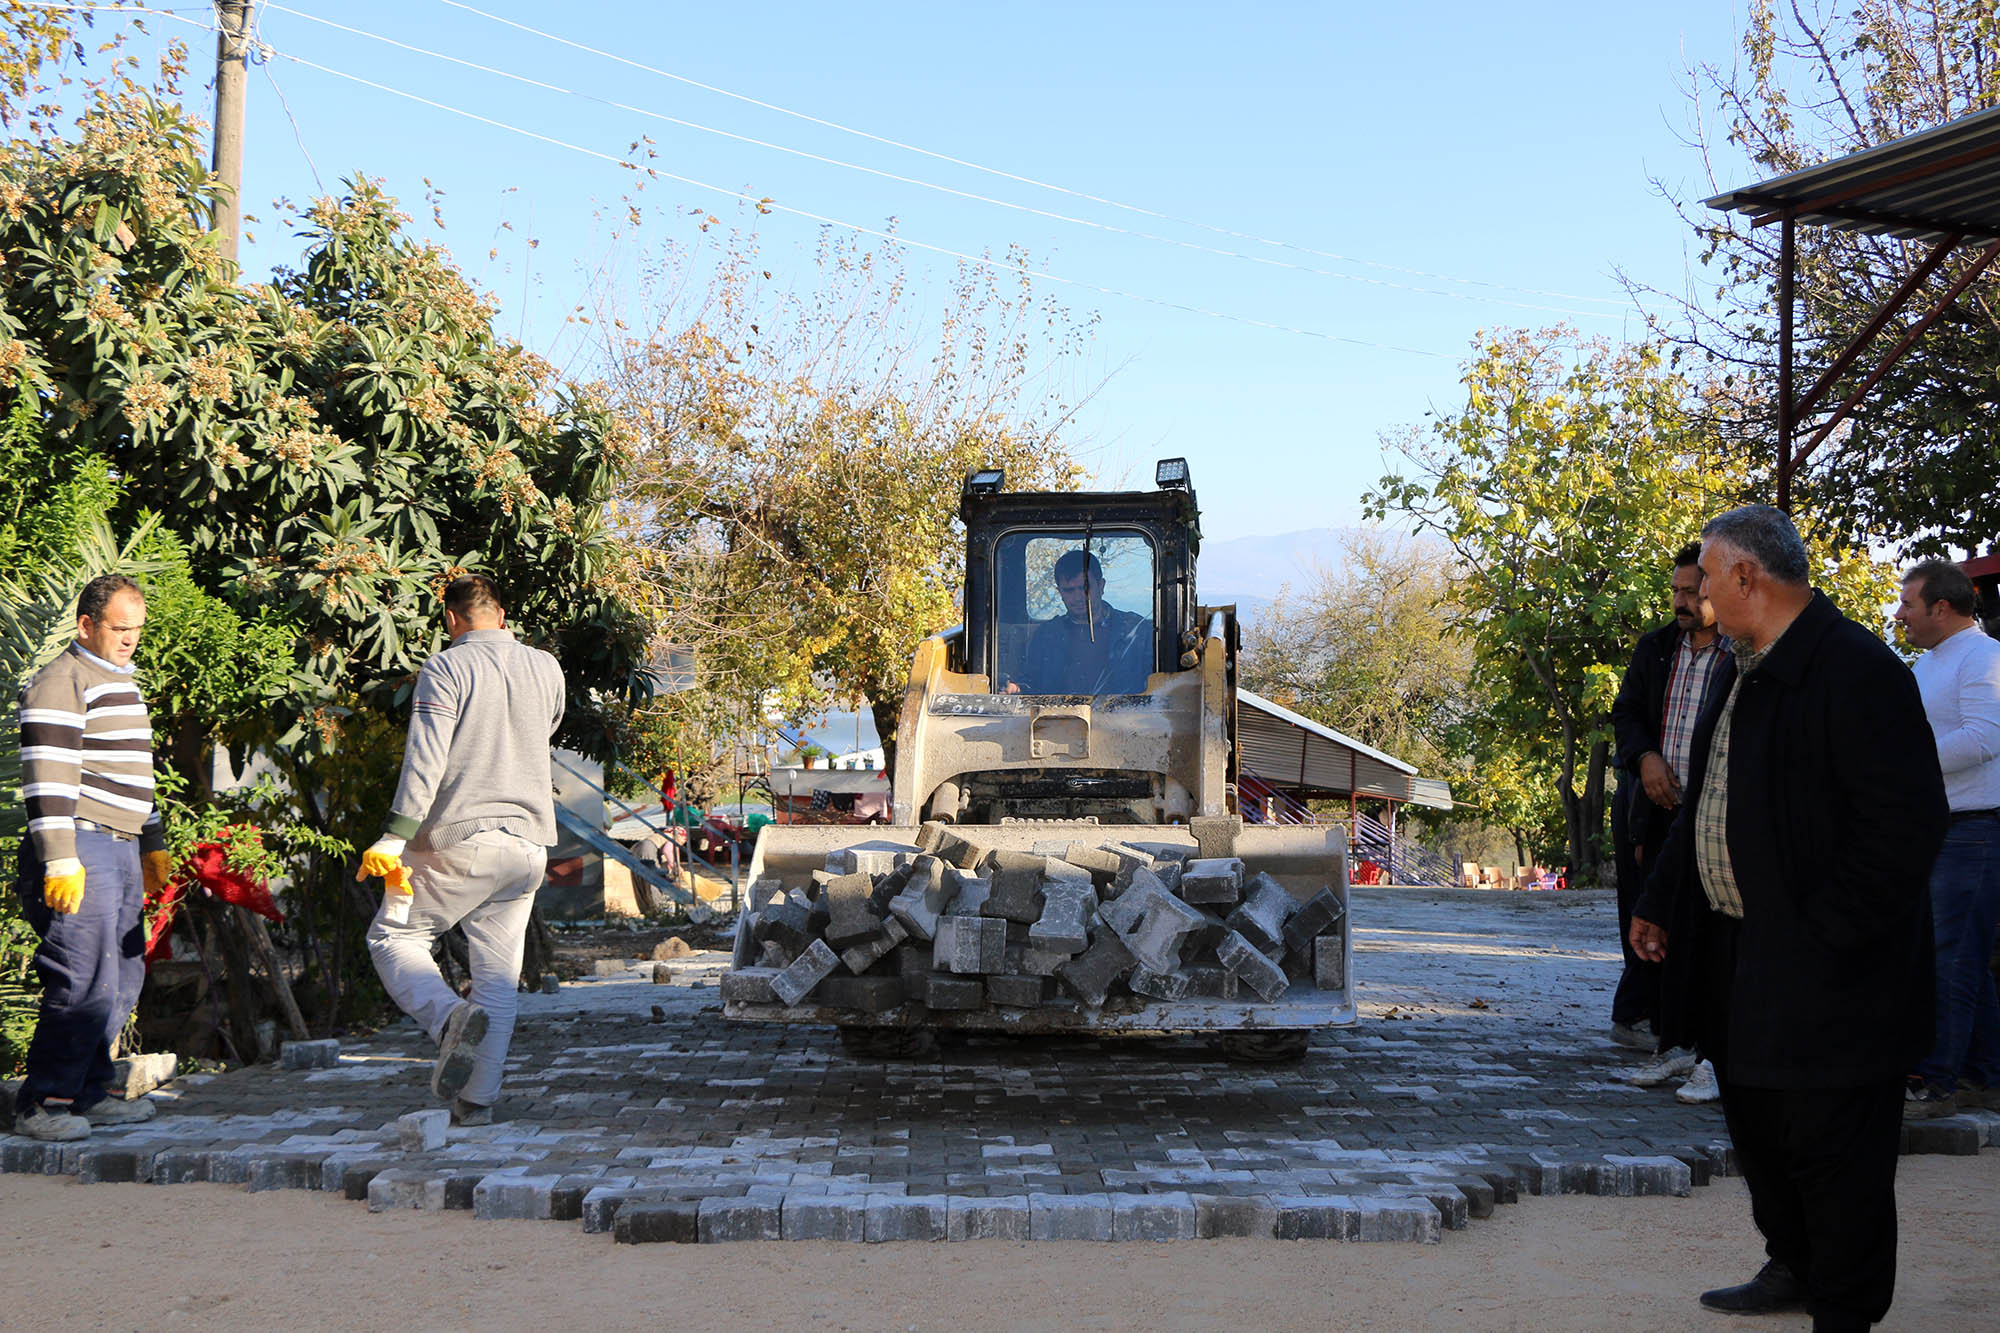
[43,858,85,915]
[142,850,173,895]
[354,836,407,883]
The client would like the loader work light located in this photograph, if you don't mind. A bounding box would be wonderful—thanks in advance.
[1154,457,1190,490]
[965,468,1005,496]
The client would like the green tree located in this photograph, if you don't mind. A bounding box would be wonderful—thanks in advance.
[1649,0,2000,555]
[599,224,1090,771]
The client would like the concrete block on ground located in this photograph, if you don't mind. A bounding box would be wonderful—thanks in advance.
[944,875,991,916]
[888,885,941,941]
[1226,872,1301,952]
[1216,929,1290,1001]
[1179,857,1245,906]
[1354,1195,1442,1243]
[1056,932,1137,1007]
[281,1038,340,1070]
[326,1156,394,1199]
[1604,1155,1693,1197]
[149,1150,219,1185]
[1107,881,1205,974]
[246,1151,328,1192]
[757,939,795,969]
[720,967,780,1006]
[78,1146,149,1185]
[947,1194,1030,1241]
[934,914,1006,974]
[982,867,1046,924]
[398,1108,449,1152]
[474,1173,561,1220]
[752,899,813,955]
[1101,867,1167,932]
[616,1199,702,1244]
[782,1194,868,1241]
[823,872,886,950]
[1195,1193,1277,1238]
[108,1052,178,1099]
[1029,1192,1114,1241]
[1028,878,1096,956]
[772,938,841,1007]
[1111,1191,1197,1241]
[368,1169,446,1212]
[865,1193,949,1242]
[1015,945,1070,977]
[827,847,902,877]
[1450,1175,1497,1219]
[1128,968,1193,1001]
[698,1194,782,1243]
[1902,1119,1984,1156]
[1271,1194,1356,1241]
[592,957,635,977]
[539,973,560,994]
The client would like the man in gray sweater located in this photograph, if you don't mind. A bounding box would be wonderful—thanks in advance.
[358,576,565,1125]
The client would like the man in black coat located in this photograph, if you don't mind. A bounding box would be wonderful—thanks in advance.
[1631,506,1945,1330]
[1609,541,1732,1067]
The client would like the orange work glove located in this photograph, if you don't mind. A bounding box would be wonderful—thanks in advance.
[142,850,173,895]
[43,858,85,914]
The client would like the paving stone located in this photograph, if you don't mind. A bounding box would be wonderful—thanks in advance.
[1061,843,1127,886]
[1226,873,1302,952]
[782,1193,868,1241]
[719,967,779,1006]
[925,975,985,1010]
[281,1039,341,1070]
[982,867,1046,925]
[866,1193,949,1242]
[1604,1154,1693,1196]
[1281,887,1347,956]
[947,1193,1030,1241]
[698,1195,783,1243]
[1903,1118,1984,1156]
[1029,1192,1113,1241]
[1194,1192,1278,1238]
[823,872,886,950]
[1271,1194,1354,1240]
[474,1172,561,1220]
[1355,1195,1442,1243]
[151,1150,222,1185]
[1216,929,1290,1001]
[838,917,909,976]
[1056,932,1137,1007]
[399,1109,449,1152]
[1128,968,1193,1001]
[888,885,941,941]
[1,1140,65,1176]
[815,974,906,1013]
[827,848,903,877]
[752,899,813,955]
[1449,1176,1497,1219]
[1179,857,1245,906]
[1312,935,1347,991]
[109,1052,179,1098]
[246,1151,328,1192]
[368,1169,445,1212]
[984,973,1052,1007]
[1028,878,1096,955]
[771,939,841,1007]
[326,1156,395,1199]
[944,874,991,916]
[78,1146,149,1184]
[616,1200,701,1244]
[934,915,1006,975]
[1014,945,1070,977]
[1111,1191,1197,1241]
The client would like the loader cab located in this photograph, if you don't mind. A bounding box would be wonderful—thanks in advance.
[958,459,1201,694]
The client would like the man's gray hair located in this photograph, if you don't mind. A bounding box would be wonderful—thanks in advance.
[1700,505,1811,585]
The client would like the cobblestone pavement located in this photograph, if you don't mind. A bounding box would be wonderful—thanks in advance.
[4,886,1994,1244]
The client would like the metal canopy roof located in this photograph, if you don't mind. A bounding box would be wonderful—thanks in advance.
[1236,689,1454,810]
[1705,103,2000,243]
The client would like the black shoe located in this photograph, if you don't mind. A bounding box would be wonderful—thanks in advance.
[1699,1260,1807,1314]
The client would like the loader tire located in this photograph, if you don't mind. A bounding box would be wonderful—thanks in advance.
[1216,1032,1309,1063]
[837,1026,939,1060]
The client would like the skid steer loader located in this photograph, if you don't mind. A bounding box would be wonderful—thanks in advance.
[723,459,1351,1058]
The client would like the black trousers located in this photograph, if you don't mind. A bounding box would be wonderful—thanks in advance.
[1702,911,1905,1331]
[1610,810,1666,1028]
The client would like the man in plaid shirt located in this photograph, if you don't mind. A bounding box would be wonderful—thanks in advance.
[1609,542,1733,1099]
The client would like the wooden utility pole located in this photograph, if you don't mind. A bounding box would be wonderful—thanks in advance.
[211,0,256,269]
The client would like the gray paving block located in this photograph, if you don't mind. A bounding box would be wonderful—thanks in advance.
[1354,1195,1441,1243]
[1272,1194,1356,1240]
[368,1168,444,1212]
[1604,1154,1693,1197]
[1194,1192,1277,1238]
[109,1051,179,1098]
[151,1150,220,1185]
[1179,857,1244,905]
[281,1039,340,1070]
[772,938,842,1007]
[398,1108,449,1152]
[782,1193,867,1241]
[1903,1118,1984,1156]
[698,1195,782,1243]
[246,1151,327,1192]
[947,1193,1030,1241]
[865,1192,948,1242]
[474,1172,561,1220]
[78,1146,149,1185]
[1110,1191,1197,1241]
[1029,1192,1113,1241]
[719,967,779,1006]
[616,1200,701,1244]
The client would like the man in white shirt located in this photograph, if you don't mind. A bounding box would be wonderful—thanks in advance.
[1894,559,2000,1117]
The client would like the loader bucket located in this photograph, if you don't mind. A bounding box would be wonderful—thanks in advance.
[725,821,1352,1035]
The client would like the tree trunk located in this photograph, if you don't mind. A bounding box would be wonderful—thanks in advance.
[869,691,901,781]
[1558,721,1584,880]
[1578,737,1611,887]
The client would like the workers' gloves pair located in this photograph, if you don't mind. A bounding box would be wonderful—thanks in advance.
[41,850,174,915]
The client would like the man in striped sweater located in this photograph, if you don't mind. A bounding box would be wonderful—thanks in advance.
[12,575,172,1142]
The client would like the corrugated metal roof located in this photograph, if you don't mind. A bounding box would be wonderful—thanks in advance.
[1236,689,1453,806]
[1705,103,2000,242]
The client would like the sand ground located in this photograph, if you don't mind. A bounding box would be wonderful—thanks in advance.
[2,1150,1995,1331]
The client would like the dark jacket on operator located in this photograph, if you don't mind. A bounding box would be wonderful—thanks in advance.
[1634,590,1947,1088]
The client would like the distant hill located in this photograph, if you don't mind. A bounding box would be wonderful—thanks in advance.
[1198,527,1358,621]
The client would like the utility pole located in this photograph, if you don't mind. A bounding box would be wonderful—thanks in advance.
[211,0,256,270]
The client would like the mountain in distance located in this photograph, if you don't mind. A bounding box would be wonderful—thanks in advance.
[1197,527,1357,628]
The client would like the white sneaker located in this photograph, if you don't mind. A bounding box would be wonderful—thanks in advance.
[1623,1047,1699,1086]
[1676,1060,1721,1103]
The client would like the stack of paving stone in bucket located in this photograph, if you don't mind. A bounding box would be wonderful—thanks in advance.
[721,821,1347,1018]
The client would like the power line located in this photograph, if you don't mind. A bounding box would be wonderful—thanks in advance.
[435,0,1658,313]
[265,45,1453,359]
[264,1,1621,323]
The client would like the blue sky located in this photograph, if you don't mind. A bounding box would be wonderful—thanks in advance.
[107,1,1754,541]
